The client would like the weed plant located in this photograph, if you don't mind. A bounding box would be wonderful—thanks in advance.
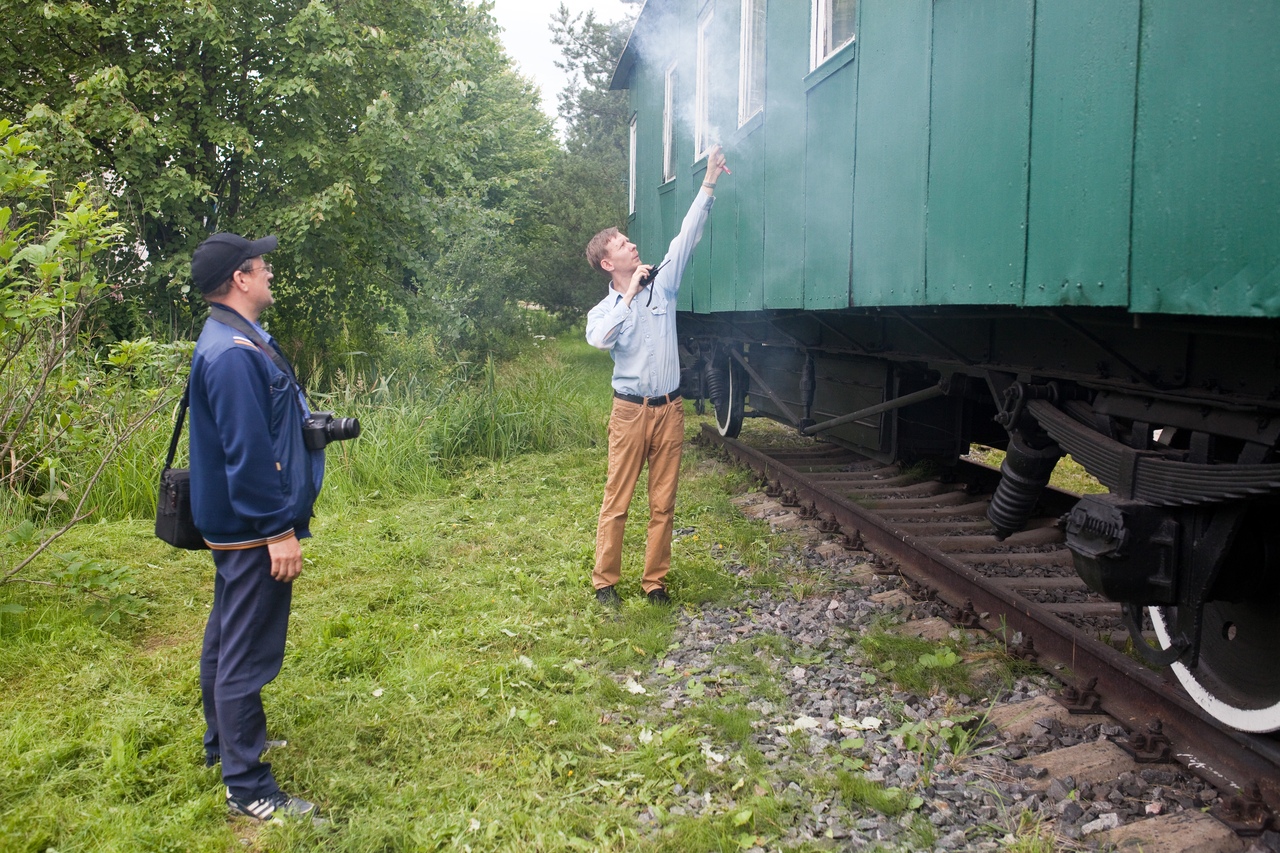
[856,622,974,697]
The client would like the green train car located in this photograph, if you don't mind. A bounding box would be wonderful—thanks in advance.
[612,0,1280,732]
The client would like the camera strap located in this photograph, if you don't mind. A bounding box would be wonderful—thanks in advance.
[207,304,309,410]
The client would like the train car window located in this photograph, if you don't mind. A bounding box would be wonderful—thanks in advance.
[629,115,637,215]
[663,62,677,183]
[695,6,715,160]
[811,0,856,69]
[739,0,766,126]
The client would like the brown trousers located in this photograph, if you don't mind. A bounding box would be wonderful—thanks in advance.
[593,397,685,593]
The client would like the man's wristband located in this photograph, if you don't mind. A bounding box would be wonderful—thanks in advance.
[702,181,716,190]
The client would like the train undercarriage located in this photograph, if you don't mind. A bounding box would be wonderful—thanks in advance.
[680,306,1280,733]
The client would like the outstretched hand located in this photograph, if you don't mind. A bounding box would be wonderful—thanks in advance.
[707,145,728,182]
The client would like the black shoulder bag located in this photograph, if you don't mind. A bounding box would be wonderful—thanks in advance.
[156,382,208,550]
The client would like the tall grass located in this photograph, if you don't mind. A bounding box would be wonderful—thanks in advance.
[322,344,605,503]
[85,334,609,520]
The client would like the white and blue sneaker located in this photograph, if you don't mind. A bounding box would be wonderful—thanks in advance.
[226,788,317,823]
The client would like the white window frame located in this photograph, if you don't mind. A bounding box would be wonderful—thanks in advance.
[811,0,857,70]
[663,62,677,182]
[738,0,765,126]
[628,115,638,214]
[695,6,714,160]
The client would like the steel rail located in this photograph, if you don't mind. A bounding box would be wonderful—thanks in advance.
[705,425,1280,813]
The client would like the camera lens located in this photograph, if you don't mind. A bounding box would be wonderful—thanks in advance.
[327,416,361,442]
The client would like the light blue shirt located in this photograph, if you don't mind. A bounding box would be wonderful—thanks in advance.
[586,192,715,397]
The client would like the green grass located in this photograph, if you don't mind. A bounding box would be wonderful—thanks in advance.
[965,445,1107,495]
[834,772,916,817]
[0,336,816,852]
[856,623,975,697]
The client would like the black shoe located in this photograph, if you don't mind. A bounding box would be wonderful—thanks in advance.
[227,789,317,823]
[595,585,621,607]
[647,587,672,606]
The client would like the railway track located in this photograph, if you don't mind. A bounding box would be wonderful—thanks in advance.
[699,423,1280,839]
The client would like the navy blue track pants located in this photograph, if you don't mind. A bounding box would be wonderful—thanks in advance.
[200,546,292,800]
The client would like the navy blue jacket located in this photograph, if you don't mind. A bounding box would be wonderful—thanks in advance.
[188,309,324,549]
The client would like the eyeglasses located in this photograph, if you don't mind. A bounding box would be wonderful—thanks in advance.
[242,260,273,274]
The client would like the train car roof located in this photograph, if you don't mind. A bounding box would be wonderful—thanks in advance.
[608,0,651,91]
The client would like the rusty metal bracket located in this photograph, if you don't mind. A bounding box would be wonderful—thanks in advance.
[1215,781,1279,837]
[902,578,935,601]
[955,599,983,629]
[870,554,896,575]
[1117,718,1173,763]
[1011,635,1039,662]
[1057,676,1103,714]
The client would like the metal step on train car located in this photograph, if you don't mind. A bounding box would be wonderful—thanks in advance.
[610,0,1280,732]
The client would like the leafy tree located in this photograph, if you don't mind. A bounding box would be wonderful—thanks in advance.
[1,0,556,370]
[519,3,636,318]
[0,120,174,615]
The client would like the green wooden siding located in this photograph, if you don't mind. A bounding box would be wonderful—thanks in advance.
[618,0,1280,320]
[760,0,808,310]
[1024,0,1138,308]
[851,0,931,306]
[926,0,1034,306]
[1131,0,1280,316]
[708,1,740,313]
[802,47,858,311]
[733,118,765,311]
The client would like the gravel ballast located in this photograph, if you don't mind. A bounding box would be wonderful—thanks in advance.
[608,491,1275,853]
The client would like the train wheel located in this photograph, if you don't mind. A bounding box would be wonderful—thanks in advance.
[1149,601,1280,732]
[711,359,747,438]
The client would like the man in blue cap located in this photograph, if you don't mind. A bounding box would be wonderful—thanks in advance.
[188,232,324,822]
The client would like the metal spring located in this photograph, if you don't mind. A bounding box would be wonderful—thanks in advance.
[987,437,1063,539]
[705,365,729,409]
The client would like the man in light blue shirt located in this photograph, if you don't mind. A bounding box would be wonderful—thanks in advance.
[585,145,729,606]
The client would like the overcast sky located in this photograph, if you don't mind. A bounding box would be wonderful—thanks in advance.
[489,0,636,124]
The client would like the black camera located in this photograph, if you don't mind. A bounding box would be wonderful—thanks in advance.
[302,411,361,450]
